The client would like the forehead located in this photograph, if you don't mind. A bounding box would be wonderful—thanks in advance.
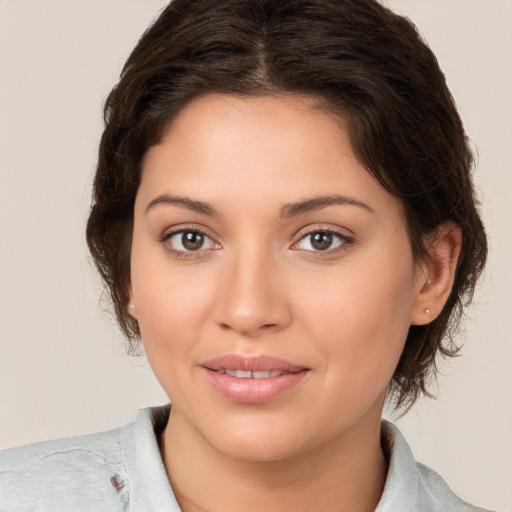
[138,93,403,221]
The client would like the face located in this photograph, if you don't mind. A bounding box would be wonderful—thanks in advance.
[130,94,425,462]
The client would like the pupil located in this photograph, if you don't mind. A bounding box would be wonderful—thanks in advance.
[182,232,204,250]
[311,232,332,251]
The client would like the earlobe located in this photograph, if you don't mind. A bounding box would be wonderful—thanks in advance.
[411,223,462,326]
[127,285,138,320]
[128,301,138,319]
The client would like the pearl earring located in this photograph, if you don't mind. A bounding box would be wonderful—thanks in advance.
[424,308,430,315]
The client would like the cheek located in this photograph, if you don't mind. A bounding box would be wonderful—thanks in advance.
[300,249,415,330]
[131,265,219,406]
[130,239,216,359]
[300,253,415,395]
[135,274,214,346]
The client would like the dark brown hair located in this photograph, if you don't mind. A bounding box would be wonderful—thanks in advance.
[86,0,487,411]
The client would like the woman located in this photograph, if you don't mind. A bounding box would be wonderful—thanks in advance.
[0,0,495,510]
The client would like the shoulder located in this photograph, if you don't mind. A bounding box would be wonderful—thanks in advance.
[0,405,174,512]
[0,424,128,512]
[377,421,496,512]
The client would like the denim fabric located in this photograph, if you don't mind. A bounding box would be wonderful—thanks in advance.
[0,406,493,511]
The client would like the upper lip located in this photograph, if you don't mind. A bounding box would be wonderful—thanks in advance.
[202,354,307,373]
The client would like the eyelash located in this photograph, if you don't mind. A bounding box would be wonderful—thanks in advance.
[291,229,354,256]
[159,227,354,259]
[159,226,219,260]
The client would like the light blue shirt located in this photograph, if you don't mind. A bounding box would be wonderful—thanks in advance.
[0,406,493,511]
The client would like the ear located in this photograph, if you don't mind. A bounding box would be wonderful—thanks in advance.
[410,222,462,326]
[126,284,138,320]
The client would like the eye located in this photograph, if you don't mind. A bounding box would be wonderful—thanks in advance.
[294,230,348,252]
[166,230,217,252]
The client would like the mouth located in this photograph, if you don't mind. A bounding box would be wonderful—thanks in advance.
[202,355,309,404]
[203,354,307,373]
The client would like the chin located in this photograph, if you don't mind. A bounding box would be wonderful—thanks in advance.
[198,413,319,463]
[214,433,304,463]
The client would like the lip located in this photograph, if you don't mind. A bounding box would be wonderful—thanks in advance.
[202,354,309,404]
[203,354,306,373]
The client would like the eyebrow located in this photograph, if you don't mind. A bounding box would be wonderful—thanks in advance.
[144,193,373,218]
[279,194,374,218]
[145,194,220,217]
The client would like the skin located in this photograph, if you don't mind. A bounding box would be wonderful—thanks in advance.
[128,93,460,512]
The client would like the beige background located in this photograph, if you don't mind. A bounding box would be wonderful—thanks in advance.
[0,1,510,510]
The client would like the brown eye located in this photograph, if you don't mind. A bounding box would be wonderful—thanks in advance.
[182,231,204,250]
[311,232,333,251]
[167,230,217,252]
[295,231,346,252]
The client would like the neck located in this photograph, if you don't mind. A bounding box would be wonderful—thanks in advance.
[160,409,388,512]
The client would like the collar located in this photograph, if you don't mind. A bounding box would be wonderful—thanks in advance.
[121,407,421,512]
[375,420,420,511]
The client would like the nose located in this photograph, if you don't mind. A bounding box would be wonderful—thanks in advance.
[213,249,292,338]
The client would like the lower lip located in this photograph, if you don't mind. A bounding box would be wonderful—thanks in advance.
[203,369,309,404]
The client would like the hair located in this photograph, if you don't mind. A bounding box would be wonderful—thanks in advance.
[86,0,487,411]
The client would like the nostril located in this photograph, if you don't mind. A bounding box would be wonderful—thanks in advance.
[218,321,279,335]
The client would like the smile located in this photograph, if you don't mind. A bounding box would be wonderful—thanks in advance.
[202,354,309,404]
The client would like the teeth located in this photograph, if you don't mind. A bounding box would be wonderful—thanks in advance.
[252,371,271,378]
[220,369,283,378]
